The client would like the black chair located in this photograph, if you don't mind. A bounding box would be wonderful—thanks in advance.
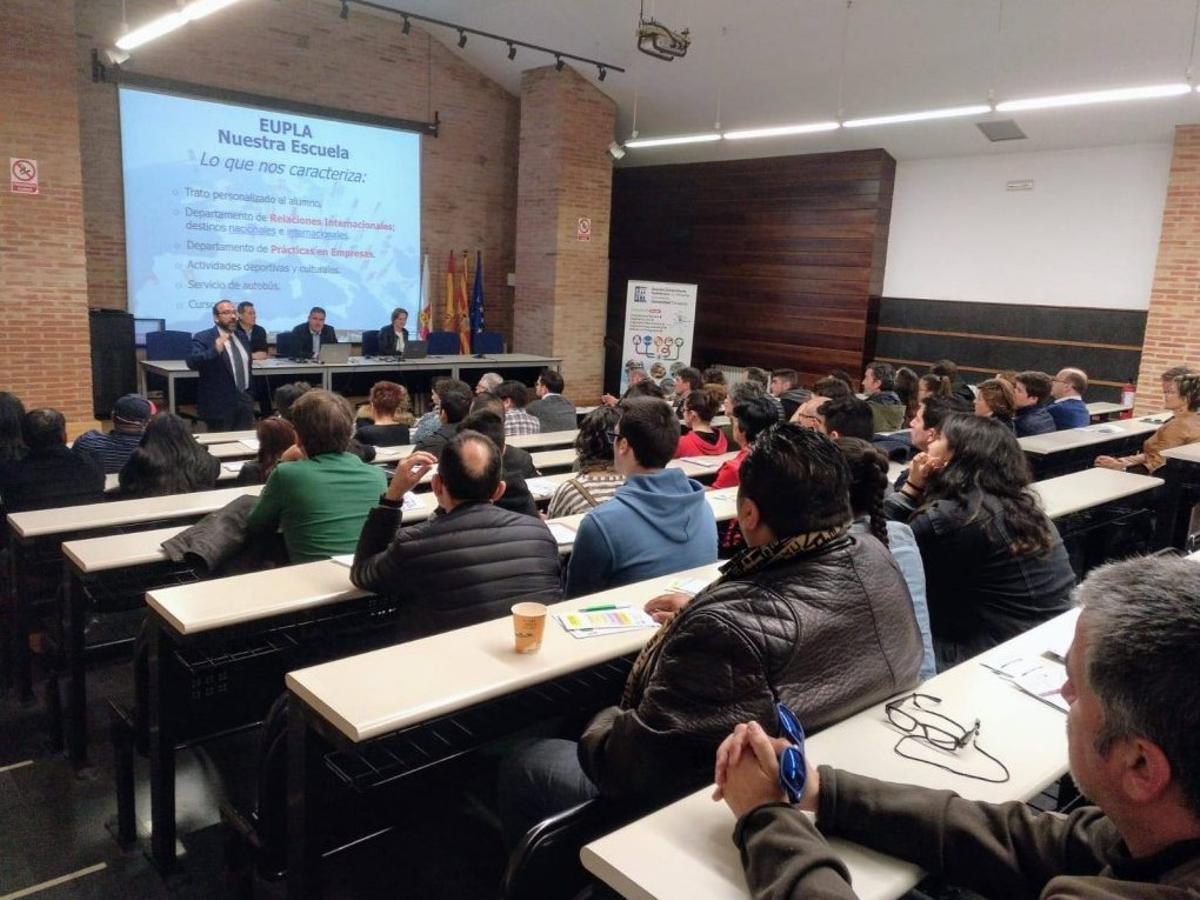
[144,330,192,360]
[274,332,300,359]
[361,330,381,357]
[471,331,504,354]
[427,331,462,355]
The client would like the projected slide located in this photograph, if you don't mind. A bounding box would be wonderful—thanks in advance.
[118,86,420,334]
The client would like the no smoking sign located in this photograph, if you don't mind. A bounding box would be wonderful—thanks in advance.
[10,158,39,195]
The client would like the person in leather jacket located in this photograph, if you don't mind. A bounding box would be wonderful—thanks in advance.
[497,424,923,844]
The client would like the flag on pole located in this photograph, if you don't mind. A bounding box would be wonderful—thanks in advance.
[457,250,471,354]
[417,253,432,339]
[470,251,485,335]
[443,250,457,334]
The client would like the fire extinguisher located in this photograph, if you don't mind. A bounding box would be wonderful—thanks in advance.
[1120,378,1136,419]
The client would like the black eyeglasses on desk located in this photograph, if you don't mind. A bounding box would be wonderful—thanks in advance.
[885,693,1011,784]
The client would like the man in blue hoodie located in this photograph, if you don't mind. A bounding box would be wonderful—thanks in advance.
[564,396,718,598]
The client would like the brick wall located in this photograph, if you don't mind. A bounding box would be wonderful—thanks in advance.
[1,0,96,429]
[1136,124,1200,411]
[73,0,520,341]
[513,66,615,402]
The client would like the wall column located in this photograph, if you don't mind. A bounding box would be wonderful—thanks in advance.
[513,65,616,401]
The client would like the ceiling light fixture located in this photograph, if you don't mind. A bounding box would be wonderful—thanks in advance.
[115,0,246,50]
[507,42,516,60]
[723,121,841,140]
[555,55,565,71]
[598,65,607,81]
[624,133,722,149]
[996,83,1191,112]
[401,15,410,34]
[457,29,468,48]
[843,103,992,128]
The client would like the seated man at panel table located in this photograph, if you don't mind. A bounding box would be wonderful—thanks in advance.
[245,389,385,563]
[73,393,154,474]
[1013,370,1057,437]
[235,301,269,360]
[0,408,104,512]
[563,396,718,598]
[717,554,1200,899]
[526,367,577,432]
[350,432,561,636]
[496,379,541,437]
[289,306,338,360]
[1049,366,1091,430]
[498,425,922,842]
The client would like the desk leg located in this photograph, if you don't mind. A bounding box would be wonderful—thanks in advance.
[11,540,33,704]
[137,364,147,399]
[286,698,322,899]
[147,621,177,869]
[167,374,177,415]
[64,563,88,767]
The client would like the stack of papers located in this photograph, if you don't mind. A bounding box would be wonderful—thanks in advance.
[983,655,1068,713]
[554,607,658,639]
[547,521,578,545]
[238,438,261,451]
[678,456,721,468]
[525,477,557,499]
[221,461,245,473]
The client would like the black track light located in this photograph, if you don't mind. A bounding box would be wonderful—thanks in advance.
[507,42,516,60]
[339,0,348,19]
[597,65,607,81]
[401,15,410,34]
[457,29,468,48]
[555,55,564,71]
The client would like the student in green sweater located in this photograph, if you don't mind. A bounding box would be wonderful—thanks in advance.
[246,389,386,563]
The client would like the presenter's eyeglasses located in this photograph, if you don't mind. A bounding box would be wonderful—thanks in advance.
[775,702,807,803]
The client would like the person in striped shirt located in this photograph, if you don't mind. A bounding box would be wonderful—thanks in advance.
[73,394,153,474]
[546,406,625,519]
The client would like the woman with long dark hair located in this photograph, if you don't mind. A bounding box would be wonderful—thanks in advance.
[0,392,27,463]
[118,412,220,497]
[837,437,936,679]
[894,367,920,427]
[546,407,626,519]
[886,414,1075,668]
[237,417,296,485]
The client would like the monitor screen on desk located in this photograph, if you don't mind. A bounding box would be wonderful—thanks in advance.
[118,83,421,336]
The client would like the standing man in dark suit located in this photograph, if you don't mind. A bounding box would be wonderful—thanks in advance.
[187,299,256,431]
[290,306,338,359]
[378,307,409,355]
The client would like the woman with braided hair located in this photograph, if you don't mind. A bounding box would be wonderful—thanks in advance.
[837,437,935,680]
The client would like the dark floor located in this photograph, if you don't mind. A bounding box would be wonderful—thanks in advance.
[0,647,511,899]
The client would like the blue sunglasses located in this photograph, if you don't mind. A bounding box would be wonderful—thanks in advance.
[776,702,807,803]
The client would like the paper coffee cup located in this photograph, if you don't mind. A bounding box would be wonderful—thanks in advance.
[512,602,548,653]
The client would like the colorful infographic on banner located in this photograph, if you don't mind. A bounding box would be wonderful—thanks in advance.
[118,86,421,334]
[618,280,698,392]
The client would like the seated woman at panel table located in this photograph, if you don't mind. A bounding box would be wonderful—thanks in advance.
[236,416,295,485]
[117,412,220,498]
[884,414,1075,670]
[675,388,729,458]
[1096,370,1200,474]
[353,380,413,448]
[546,406,625,519]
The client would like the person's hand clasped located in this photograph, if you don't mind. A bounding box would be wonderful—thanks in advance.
[906,451,944,490]
[643,591,693,624]
[712,721,820,818]
[386,450,436,501]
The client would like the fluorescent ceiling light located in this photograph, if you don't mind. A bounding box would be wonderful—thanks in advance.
[115,0,246,50]
[624,133,722,149]
[724,121,841,140]
[996,83,1191,112]
[843,104,992,128]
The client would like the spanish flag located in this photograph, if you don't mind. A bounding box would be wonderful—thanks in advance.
[443,250,458,334]
[457,250,471,353]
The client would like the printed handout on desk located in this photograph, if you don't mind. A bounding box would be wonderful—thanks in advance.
[330,554,355,568]
[983,656,1068,713]
[525,477,557,499]
[666,576,710,596]
[554,607,658,639]
[221,461,245,473]
[238,438,260,451]
[547,521,578,545]
[678,455,721,468]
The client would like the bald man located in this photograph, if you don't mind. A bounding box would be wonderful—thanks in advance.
[1049,367,1090,430]
[350,431,562,635]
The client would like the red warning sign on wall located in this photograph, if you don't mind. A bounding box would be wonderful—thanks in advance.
[10,158,39,195]
[577,216,591,241]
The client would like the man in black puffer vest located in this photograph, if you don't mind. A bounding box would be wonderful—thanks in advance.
[351,429,562,638]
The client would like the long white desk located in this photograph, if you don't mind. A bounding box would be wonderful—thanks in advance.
[285,561,721,743]
[1161,441,1200,464]
[581,608,1078,900]
[1030,467,1163,519]
[1018,414,1165,456]
[552,488,738,554]
[6,484,264,540]
[140,353,563,414]
[1086,400,1132,421]
[103,460,246,492]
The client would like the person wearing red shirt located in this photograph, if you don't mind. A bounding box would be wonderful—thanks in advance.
[675,388,729,458]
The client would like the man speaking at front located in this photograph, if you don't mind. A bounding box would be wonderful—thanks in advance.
[187,299,256,431]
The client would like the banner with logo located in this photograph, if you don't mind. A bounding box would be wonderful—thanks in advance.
[618,280,698,393]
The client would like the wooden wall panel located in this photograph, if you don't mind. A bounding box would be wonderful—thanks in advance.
[606,150,896,389]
